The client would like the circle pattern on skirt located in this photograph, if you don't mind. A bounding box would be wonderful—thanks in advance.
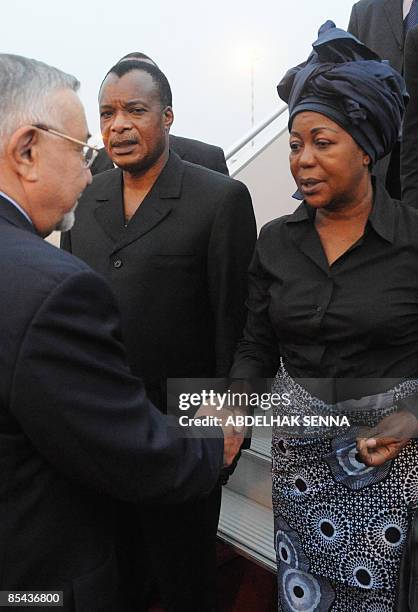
[276,524,310,571]
[278,567,335,612]
[404,465,418,506]
[366,508,408,558]
[361,593,396,612]
[306,503,350,554]
[339,550,390,590]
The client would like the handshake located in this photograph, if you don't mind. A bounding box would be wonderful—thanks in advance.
[194,400,247,468]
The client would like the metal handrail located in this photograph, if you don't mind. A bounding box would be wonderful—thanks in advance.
[225,104,288,160]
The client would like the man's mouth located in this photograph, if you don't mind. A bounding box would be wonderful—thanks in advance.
[110,140,138,154]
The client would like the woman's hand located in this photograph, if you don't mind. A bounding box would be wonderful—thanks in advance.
[356,409,418,466]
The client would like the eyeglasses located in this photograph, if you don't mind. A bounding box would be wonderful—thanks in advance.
[32,123,99,169]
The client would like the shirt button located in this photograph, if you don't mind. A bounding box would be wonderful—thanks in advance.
[113,259,123,269]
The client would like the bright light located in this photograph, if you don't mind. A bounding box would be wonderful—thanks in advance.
[229,44,262,74]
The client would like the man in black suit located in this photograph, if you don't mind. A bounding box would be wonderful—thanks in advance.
[91,52,229,176]
[0,53,239,611]
[348,0,405,73]
[61,60,256,611]
[401,23,418,207]
[348,0,418,197]
[93,133,228,176]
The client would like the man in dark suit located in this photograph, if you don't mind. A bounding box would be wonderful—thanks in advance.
[93,133,228,176]
[0,53,239,611]
[401,23,418,207]
[61,59,256,611]
[348,0,405,73]
[91,52,229,176]
[348,0,418,197]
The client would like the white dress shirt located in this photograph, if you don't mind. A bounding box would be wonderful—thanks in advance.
[404,0,414,19]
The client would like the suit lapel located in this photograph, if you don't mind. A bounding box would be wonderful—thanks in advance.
[95,152,184,254]
[383,0,404,49]
[114,197,173,252]
[93,168,125,243]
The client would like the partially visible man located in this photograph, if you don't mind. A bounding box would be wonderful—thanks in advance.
[61,60,256,611]
[91,52,229,176]
[401,23,418,207]
[348,0,405,73]
[0,53,238,611]
[348,0,418,198]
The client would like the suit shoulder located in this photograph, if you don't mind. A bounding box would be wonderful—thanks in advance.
[4,227,91,281]
[182,160,247,191]
[1,227,107,330]
[351,0,384,11]
[170,134,224,156]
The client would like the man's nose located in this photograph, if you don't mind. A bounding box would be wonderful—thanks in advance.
[110,111,132,132]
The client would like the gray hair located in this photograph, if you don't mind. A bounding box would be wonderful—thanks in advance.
[0,54,79,153]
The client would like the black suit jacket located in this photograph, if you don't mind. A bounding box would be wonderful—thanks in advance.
[348,0,404,73]
[401,24,418,208]
[91,134,229,176]
[61,153,256,408]
[348,0,404,197]
[0,196,223,610]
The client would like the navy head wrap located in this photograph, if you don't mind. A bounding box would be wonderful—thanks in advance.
[277,20,408,164]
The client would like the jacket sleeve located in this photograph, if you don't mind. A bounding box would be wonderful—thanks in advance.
[9,269,223,504]
[230,228,281,379]
[401,28,418,209]
[207,180,257,376]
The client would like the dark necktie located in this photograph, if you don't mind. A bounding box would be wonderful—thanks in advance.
[405,0,418,32]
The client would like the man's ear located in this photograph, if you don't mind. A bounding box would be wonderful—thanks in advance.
[6,126,40,181]
[162,106,174,132]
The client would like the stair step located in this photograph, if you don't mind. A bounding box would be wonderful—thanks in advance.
[248,431,272,458]
[218,488,276,572]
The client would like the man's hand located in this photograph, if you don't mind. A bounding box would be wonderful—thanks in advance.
[357,409,418,466]
[195,402,245,468]
[221,423,244,467]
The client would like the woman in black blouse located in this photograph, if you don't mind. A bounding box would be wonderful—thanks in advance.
[231,22,418,611]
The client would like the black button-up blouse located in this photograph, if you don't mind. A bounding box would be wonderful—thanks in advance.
[231,181,418,404]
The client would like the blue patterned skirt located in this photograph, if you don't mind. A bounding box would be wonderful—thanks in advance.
[271,365,418,612]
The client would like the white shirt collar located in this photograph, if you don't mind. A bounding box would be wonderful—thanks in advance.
[404,0,414,19]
